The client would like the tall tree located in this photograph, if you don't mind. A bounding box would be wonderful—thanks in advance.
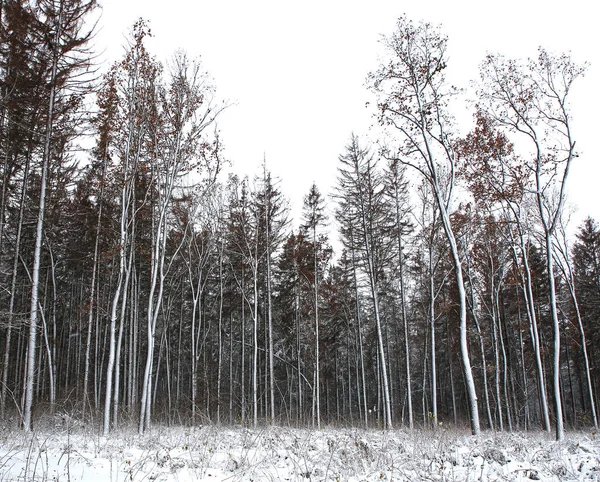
[23,0,97,431]
[336,134,394,429]
[369,16,480,434]
[478,49,587,441]
[457,112,552,432]
[384,160,414,428]
[82,63,116,418]
[139,50,223,434]
[301,182,327,429]
[102,21,157,435]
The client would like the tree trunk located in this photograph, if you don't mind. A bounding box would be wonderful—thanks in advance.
[24,6,62,429]
[1,152,29,417]
[350,244,368,429]
[83,156,107,416]
[313,223,321,429]
[429,251,437,429]
[437,203,480,435]
[545,233,565,440]
[395,203,413,429]
[513,241,552,432]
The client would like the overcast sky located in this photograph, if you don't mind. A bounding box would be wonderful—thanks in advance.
[95,0,599,232]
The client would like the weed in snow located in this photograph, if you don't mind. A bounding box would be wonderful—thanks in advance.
[0,425,599,480]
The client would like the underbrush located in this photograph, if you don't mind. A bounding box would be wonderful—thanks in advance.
[0,422,598,481]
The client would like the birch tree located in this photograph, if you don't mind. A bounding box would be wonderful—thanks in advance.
[553,212,597,429]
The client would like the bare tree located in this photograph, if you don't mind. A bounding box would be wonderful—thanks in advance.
[102,22,157,435]
[458,111,552,432]
[369,17,480,434]
[139,50,223,433]
[478,49,587,440]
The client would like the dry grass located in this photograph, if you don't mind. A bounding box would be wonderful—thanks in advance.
[0,422,598,480]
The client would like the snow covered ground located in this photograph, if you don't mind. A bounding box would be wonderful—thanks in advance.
[1,419,599,481]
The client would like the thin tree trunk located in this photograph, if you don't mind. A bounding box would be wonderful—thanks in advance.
[422,324,429,427]
[24,4,62,428]
[47,248,58,411]
[266,222,275,423]
[491,298,503,431]
[517,306,530,430]
[229,312,234,424]
[1,152,29,417]
[217,242,224,424]
[513,241,552,432]
[252,260,259,427]
[439,207,480,435]
[544,233,564,440]
[83,156,107,416]
[497,298,512,432]
[472,299,493,429]
[296,289,302,424]
[190,268,202,423]
[103,225,126,434]
[113,237,134,428]
[396,219,413,429]
[350,245,368,429]
[429,254,437,429]
[241,270,246,423]
[359,209,392,429]
[312,223,321,429]
[556,237,598,429]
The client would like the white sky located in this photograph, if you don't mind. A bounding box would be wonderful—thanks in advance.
[95,0,599,232]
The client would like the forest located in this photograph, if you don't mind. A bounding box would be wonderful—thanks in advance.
[0,0,598,446]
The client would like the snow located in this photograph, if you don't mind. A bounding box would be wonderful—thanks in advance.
[1,422,599,481]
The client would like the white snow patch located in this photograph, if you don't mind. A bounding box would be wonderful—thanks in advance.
[0,424,598,481]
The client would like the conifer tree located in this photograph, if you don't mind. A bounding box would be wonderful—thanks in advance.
[22,0,97,431]
[301,182,327,428]
[336,134,394,429]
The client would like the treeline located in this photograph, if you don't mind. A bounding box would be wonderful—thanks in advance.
[0,2,597,441]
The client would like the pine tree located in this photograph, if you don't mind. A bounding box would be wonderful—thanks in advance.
[301,182,327,428]
[336,134,394,429]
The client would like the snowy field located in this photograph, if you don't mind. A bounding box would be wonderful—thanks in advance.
[1,419,599,481]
